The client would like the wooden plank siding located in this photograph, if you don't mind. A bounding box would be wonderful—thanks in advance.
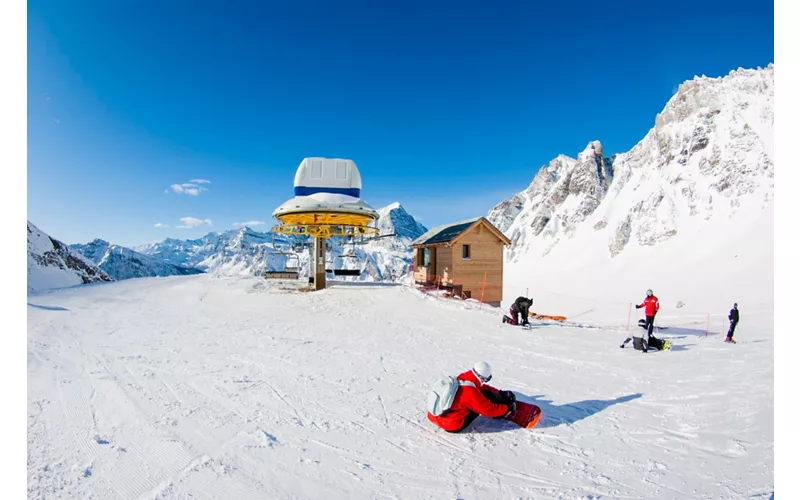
[435,246,453,284]
[412,218,508,305]
[451,224,505,304]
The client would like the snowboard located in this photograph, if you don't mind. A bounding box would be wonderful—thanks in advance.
[505,401,542,429]
[642,341,671,352]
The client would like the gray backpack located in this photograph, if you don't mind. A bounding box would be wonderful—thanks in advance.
[427,376,476,416]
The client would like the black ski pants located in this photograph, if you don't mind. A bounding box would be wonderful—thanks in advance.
[446,390,513,433]
[727,321,738,340]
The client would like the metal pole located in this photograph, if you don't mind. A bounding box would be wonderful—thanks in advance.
[479,272,487,310]
[314,236,326,291]
[626,303,632,333]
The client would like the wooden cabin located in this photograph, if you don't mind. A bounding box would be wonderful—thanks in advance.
[410,217,511,306]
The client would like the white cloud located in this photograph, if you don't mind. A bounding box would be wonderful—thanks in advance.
[154,223,170,228]
[176,217,213,229]
[232,221,266,228]
[167,180,210,196]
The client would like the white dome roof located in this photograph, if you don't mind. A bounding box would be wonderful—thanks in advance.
[292,158,363,197]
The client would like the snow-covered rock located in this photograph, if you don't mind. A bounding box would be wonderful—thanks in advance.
[71,239,204,281]
[489,64,774,312]
[134,203,427,282]
[27,221,113,292]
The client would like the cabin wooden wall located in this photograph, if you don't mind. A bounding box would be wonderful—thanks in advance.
[451,224,505,304]
[435,246,453,284]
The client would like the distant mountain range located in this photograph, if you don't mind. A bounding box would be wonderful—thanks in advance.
[70,239,204,281]
[28,203,428,292]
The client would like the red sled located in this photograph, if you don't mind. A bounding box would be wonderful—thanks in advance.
[505,401,542,429]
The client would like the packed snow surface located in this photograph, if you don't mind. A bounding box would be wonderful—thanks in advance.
[28,275,773,499]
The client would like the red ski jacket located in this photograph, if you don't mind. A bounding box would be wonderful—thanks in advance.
[638,295,660,316]
[427,370,509,432]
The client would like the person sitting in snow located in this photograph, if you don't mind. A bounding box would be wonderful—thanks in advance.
[725,303,739,343]
[427,361,517,433]
[502,297,533,326]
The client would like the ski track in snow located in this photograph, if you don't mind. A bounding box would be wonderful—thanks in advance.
[27,275,774,499]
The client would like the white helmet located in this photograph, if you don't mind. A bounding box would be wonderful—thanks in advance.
[472,361,493,384]
[646,289,653,296]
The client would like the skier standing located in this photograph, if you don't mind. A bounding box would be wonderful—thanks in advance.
[427,361,517,433]
[502,297,533,326]
[726,303,739,343]
[621,289,660,352]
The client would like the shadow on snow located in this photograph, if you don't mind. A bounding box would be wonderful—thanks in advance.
[27,303,70,311]
[467,393,643,433]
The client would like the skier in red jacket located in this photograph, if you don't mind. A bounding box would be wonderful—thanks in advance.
[621,289,661,352]
[427,361,516,433]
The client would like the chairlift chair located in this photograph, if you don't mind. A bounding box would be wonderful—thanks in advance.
[332,254,361,277]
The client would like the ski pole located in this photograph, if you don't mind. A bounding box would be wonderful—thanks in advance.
[626,303,632,333]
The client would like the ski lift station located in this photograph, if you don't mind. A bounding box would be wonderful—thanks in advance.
[270,158,380,290]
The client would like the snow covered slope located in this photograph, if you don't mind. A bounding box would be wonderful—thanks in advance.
[27,274,774,499]
[135,203,427,282]
[71,239,204,281]
[27,221,113,292]
[489,65,774,314]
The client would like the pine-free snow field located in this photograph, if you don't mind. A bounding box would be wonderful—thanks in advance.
[27,275,774,499]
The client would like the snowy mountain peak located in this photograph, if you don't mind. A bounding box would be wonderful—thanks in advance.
[579,140,604,158]
[375,202,427,241]
[490,64,773,264]
[28,221,113,292]
[491,64,774,310]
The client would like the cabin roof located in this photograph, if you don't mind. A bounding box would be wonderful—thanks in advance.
[410,217,510,247]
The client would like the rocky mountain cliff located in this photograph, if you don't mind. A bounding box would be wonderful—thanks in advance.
[488,64,774,311]
[28,222,113,292]
[489,65,773,262]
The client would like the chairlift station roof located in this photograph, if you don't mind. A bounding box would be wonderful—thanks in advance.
[272,158,379,238]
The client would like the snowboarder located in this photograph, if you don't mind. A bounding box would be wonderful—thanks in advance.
[725,303,739,343]
[427,361,517,433]
[620,318,671,351]
[502,297,533,326]
[621,289,660,352]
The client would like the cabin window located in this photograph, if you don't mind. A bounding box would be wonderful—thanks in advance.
[423,248,431,267]
[462,245,471,260]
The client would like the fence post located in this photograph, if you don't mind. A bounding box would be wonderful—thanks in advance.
[479,272,488,310]
[705,313,710,337]
[526,287,528,298]
[626,303,632,333]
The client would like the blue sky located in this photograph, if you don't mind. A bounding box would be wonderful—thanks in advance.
[27,0,774,247]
